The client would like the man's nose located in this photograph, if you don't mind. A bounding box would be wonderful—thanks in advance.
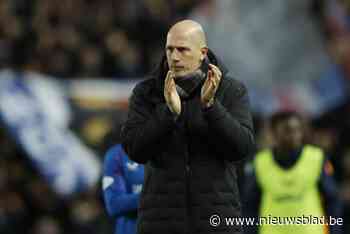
[171,50,180,62]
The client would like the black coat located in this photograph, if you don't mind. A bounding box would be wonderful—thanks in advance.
[122,51,255,234]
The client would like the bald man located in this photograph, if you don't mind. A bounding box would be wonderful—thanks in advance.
[122,20,255,234]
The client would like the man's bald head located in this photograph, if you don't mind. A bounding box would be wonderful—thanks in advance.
[166,20,208,77]
[167,20,207,49]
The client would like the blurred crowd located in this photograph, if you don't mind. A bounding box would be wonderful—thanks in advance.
[0,124,116,234]
[1,0,350,234]
[324,0,350,79]
[1,0,348,81]
[0,0,199,78]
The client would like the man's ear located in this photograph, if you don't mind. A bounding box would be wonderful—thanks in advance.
[200,47,208,60]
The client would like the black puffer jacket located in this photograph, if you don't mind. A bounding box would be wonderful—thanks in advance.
[122,50,255,234]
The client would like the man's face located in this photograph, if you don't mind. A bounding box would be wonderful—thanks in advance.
[166,32,204,77]
[274,117,304,150]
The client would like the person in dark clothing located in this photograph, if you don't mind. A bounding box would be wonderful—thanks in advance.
[121,20,255,234]
[243,111,343,234]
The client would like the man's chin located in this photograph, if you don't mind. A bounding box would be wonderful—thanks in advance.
[173,71,190,79]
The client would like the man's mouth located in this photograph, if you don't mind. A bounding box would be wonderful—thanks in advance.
[172,66,184,70]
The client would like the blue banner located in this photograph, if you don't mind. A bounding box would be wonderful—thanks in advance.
[0,71,101,197]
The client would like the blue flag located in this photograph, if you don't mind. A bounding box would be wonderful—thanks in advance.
[0,70,101,197]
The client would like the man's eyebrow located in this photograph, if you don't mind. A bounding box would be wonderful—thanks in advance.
[177,46,190,50]
[166,45,190,50]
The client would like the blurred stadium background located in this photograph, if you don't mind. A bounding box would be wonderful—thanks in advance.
[0,0,349,233]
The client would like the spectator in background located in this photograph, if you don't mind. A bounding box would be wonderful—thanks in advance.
[69,194,107,234]
[324,0,350,79]
[243,111,343,234]
[102,125,144,234]
[31,216,62,234]
[339,149,350,233]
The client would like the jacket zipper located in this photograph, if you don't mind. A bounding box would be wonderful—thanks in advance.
[183,101,191,234]
[185,155,190,234]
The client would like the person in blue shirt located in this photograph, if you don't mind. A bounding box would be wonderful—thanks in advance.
[102,126,144,234]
